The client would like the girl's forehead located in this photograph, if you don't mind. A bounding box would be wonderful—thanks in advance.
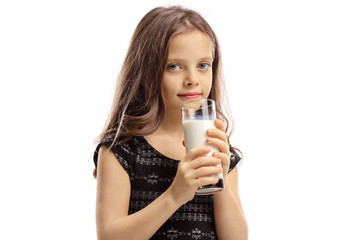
[167,31,214,60]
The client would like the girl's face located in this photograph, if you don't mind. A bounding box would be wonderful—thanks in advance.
[162,30,213,116]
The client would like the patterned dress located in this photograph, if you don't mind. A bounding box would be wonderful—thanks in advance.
[94,135,241,240]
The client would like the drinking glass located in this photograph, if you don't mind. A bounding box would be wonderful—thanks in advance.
[181,98,224,195]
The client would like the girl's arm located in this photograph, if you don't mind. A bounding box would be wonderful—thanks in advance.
[213,168,248,240]
[96,145,222,240]
[96,145,179,240]
[207,119,248,240]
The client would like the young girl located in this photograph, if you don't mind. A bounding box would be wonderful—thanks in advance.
[93,6,248,240]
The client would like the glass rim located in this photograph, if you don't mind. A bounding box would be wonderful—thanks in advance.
[181,98,215,109]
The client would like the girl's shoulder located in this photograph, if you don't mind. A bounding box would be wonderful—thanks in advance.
[93,134,141,169]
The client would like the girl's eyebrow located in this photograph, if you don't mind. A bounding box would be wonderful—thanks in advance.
[200,57,213,62]
[166,58,184,63]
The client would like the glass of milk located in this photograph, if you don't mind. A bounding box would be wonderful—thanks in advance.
[181,98,224,195]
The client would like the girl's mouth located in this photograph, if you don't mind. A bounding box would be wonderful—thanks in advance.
[177,92,201,99]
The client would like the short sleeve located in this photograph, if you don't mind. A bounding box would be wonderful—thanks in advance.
[93,137,134,176]
[228,147,242,173]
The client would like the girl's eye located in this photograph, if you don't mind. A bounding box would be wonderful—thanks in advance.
[168,64,180,71]
[198,63,210,70]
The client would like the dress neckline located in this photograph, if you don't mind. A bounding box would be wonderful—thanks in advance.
[137,136,182,162]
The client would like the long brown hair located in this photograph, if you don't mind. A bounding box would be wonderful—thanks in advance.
[96,6,235,154]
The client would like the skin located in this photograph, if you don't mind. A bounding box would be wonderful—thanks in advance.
[96,30,248,240]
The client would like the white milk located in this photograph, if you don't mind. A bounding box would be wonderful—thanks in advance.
[183,119,223,179]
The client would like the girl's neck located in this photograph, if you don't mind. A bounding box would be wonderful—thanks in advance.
[152,109,183,139]
[161,112,183,136]
[144,110,186,161]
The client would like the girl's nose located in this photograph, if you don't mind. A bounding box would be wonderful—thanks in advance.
[184,70,199,86]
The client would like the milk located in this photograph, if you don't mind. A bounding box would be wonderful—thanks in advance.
[183,119,223,179]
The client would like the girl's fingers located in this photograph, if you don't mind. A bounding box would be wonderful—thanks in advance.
[190,156,221,169]
[207,123,228,144]
[206,137,230,156]
[212,151,230,162]
[195,176,220,187]
[212,151,230,170]
[184,146,211,161]
[214,119,226,133]
[190,166,223,180]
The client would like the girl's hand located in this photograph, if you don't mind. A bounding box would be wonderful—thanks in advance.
[206,119,231,177]
[168,146,223,205]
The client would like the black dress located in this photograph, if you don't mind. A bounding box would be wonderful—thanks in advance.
[94,136,241,240]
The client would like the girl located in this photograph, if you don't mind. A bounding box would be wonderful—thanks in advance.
[93,6,248,240]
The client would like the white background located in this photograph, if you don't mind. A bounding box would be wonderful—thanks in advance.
[1,0,359,239]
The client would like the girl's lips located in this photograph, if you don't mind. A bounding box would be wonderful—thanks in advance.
[177,92,201,99]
